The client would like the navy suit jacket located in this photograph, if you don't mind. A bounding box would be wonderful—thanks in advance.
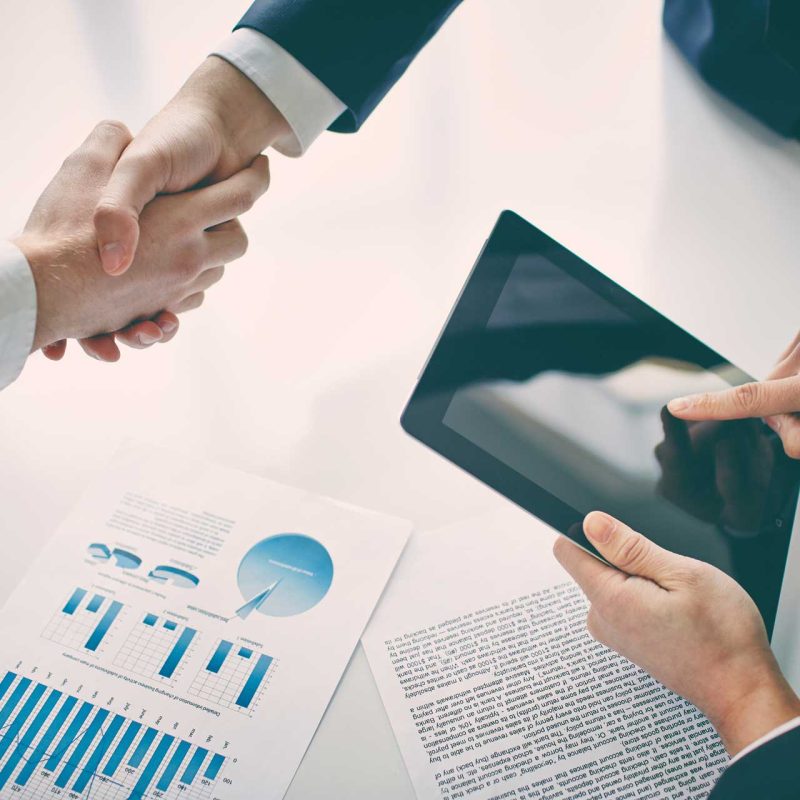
[234,0,800,794]
[236,0,800,137]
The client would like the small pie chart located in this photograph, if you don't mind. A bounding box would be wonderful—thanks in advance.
[88,543,142,570]
[236,534,333,618]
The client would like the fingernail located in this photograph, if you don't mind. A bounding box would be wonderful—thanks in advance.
[138,332,160,346]
[101,242,125,274]
[585,512,615,543]
[765,416,782,432]
[668,397,692,413]
[160,320,177,334]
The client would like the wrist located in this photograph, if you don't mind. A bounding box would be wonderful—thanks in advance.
[14,233,78,350]
[184,56,290,165]
[708,664,800,756]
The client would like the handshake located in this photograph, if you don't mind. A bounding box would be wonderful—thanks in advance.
[15,58,287,362]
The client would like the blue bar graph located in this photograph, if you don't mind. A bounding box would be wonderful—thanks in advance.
[129,727,157,768]
[236,654,273,709]
[181,746,208,784]
[159,627,196,679]
[102,720,141,777]
[163,620,178,631]
[85,600,123,651]
[156,740,191,791]
[63,587,87,614]
[46,701,93,771]
[72,713,124,793]
[207,640,232,673]
[0,683,46,762]
[0,688,61,790]
[205,753,225,780]
[87,594,105,613]
[16,695,77,785]
[143,614,158,626]
[0,671,16,701]
[238,647,253,659]
[54,708,109,788]
[0,673,228,797]
[0,677,32,731]
[130,733,174,799]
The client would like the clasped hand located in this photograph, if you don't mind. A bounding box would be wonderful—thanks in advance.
[19,57,282,361]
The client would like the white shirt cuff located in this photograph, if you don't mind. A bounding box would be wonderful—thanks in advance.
[212,28,347,157]
[728,715,800,764]
[0,240,35,391]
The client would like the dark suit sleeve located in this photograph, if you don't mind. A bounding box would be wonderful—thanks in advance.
[235,0,464,133]
[663,0,800,137]
[709,725,800,799]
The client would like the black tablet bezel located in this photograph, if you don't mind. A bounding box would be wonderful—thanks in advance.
[401,210,797,634]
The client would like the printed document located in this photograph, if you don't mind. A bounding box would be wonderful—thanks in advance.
[0,443,409,799]
[362,505,727,800]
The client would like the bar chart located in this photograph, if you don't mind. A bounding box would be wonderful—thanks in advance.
[0,671,228,799]
[42,588,125,655]
[113,613,198,684]
[188,639,275,716]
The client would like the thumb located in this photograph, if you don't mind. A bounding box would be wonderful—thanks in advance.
[93,148,166,275]
[583,511,681,587]
[667,377,800,422]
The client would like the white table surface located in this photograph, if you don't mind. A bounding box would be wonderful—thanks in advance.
[2,1,800,797]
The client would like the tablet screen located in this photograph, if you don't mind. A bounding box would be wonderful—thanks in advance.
[405,213,799,633]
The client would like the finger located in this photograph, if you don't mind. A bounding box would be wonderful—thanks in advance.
[167,291,205,314]
[115,320,164,350]
[204,219,249,265]
[94,145,170,276]
[190,155,270,230]
[552,535,624,604]
[152,311,180,344]
[668,376,800,421]
[776,331,800,365]
[74,120,132,184]
[79,334,121,362]
[42,340,67,361]
[582,511,682,587]
[190,265,225,294]
[769,415,800,460]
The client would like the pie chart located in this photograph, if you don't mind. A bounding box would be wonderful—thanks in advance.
[88,543,142,570]
[236,534,333,618]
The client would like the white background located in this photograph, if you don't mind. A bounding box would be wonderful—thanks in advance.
[1,1,799,797]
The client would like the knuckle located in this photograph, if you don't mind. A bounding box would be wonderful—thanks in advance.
[732,382,762,413]
[614,534,649,572]
[60,148,86,172]
[94,119,131,142]
[175,249,202,282]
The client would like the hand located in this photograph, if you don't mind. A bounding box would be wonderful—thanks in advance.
[655,408,773,531]
[553,512,800,755]
[668,332,800,458]
[94,56,290,276]
[14,120,269,354]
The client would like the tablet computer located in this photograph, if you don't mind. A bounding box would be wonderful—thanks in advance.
[402,210,800,635]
